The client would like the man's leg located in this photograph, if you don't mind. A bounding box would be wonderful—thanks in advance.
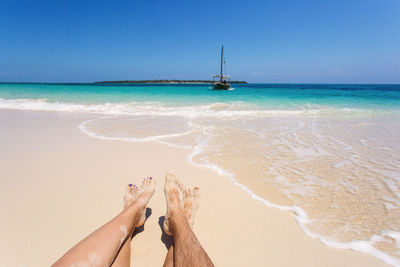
[53,177,155,267]
[163,173,214,267]
[163,185,201,267]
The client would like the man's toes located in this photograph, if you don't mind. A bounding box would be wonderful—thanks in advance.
[165,172,175,184]
[183,187,191,202]
[193,187,200,198]
[173,176,184,191]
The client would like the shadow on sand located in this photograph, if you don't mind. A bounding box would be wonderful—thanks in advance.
[158,216,174,249]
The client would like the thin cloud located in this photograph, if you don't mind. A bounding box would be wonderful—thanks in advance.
[251,72,264,76]
[331,68,344,74]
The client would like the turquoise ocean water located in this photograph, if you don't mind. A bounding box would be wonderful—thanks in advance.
[1,83,400,110]
[1,83,400,265]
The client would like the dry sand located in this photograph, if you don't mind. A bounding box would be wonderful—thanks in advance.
[0,110,387,266]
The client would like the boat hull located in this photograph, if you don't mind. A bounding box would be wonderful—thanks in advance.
[213,82,231,90]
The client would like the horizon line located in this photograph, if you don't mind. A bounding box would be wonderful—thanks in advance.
[1,81,400,85]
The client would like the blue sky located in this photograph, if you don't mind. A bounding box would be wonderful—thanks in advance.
[1,0,399,83]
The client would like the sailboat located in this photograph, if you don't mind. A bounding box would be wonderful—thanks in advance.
[213,45,231,90]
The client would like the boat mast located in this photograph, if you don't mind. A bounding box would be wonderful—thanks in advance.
[220,45,223,82]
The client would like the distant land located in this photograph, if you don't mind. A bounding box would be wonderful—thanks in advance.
[95,79,247,84]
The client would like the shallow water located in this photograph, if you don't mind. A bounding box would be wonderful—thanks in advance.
[1,83,400,265]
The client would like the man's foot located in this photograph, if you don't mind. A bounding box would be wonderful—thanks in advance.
[183,187,201,228]
[163,173,185,235]
[124,176,156,227]
[163,173,201,235]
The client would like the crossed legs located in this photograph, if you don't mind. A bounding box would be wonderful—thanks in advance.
[112,182,152,267]
[163,173,214,267]
[52,177,155,267]
[52,174,214,267]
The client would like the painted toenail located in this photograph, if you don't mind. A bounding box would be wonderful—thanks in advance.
[150,177,152,180]
[129,184,132,187]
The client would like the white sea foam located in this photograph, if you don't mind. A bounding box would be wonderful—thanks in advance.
[78,117,193,145]
[0,97,377,119]
[186,137,400,266]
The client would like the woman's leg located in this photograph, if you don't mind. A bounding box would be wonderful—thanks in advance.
[53,177,155,267]
[163,246,174,267]
[112,182,149,267]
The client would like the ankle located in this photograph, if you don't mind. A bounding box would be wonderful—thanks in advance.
[169,209,187,233]
[122,201,142,218]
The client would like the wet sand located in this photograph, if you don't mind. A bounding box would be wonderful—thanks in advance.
[0,110,388,266]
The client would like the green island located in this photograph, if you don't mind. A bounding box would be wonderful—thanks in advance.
[95,79,247,84]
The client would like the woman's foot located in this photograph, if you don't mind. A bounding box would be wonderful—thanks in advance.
[124,176,156,227]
